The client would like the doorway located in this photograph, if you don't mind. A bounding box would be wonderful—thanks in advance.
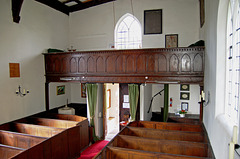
[103,83,119,141]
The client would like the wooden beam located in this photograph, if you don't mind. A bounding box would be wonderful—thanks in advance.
[69,0,115,12]
[35,0,70,15]
[12,0,24,23]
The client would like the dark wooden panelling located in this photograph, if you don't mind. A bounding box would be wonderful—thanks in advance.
[43,47,204,84]
[0,130,46,149]
[181,54,191,72]
[0,144,24,159]
[105,146,205,159]
[129,121,203,132]
[120,126,206,143]
[79,57,86,72]
[94,120,215,159]
[170,54,179,72]
[114,135,208,157]
[70,57,77,73]
[193,53,203,72]
[97,57,104,72]
[0,113,89,159]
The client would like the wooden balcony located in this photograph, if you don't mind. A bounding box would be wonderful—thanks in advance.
[43,47,204,84]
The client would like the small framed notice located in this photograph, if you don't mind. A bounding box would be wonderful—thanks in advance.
[124,95,129,103]
[123,103,130,108]
[9,63,20,78]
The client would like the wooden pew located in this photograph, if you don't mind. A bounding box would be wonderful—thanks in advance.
[38,113,87,122]
[0,113,89,159]
[16,117,78,129]
[120,126,207,143]
[129,121,203,132]
[102,146,209,159]
[12,130,69,159]
[0,130,46,149]
[0,144,24,159]
[36,113,90,150]
[1,122,65,138]
[110,135,210,158]
[167,116,201,124]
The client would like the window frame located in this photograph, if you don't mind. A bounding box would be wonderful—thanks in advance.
[114,13,142,49]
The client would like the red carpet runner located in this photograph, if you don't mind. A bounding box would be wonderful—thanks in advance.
[78,140,109,159]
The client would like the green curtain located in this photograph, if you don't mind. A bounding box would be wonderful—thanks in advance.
[163,84,169,122]
[128,84,139,121]
[86,84,99,142]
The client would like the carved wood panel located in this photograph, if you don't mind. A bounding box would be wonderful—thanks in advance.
[44,47,204,84]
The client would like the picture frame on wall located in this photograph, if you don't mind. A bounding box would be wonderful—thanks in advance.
[81,83,86,98]
[57,85,65,95]
[165,34,178,48]
[180,92,190,100]
[180,84,190,91]
[144,9,162,34]
[181,102,189,111]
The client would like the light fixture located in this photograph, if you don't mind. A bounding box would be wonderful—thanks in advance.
[16,85,29,97]
[198,91,210,106]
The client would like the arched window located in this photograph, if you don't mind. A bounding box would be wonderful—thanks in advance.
[225,0,240,125]
[114,13,142,49]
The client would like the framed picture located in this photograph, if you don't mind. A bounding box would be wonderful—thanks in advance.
[180,92,190,100]
[81,83,86,98]
[180,84,190,91]
[181,102,189,111]
[144,9,162,34]
[57,85,65,95]
[200,0,205,28]
[165,34,178,48]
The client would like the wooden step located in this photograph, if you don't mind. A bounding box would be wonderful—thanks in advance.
[0,144,25,159]
[120,126,207,143]
[129,121,203,132]
[111,135,210,158]
[101,146,209,159]
[0,130,47,149]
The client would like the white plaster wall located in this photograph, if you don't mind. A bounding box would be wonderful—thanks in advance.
[70,83,87,104]
[202,0,239,158]
[0,0,69,124]
[140,84,152,121]
[152,84,164,112]
[69,0,200,50]
[49,83,71,109]
[169,84,200,114]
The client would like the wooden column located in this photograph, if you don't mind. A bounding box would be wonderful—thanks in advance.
[45,82,49,111]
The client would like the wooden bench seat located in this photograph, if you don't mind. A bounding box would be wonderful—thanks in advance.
[0,144,25,159]
[0,113,89,159]
[37,113,87,122]
[0,122,65,138]
[120,126,207,143]
[35,113,89,150]
[110,135,209,158]
[0,130,47,149]
[104,146,210,159]
[129,121,203,132]
[95,121,215,159]
[16,117,79,129]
